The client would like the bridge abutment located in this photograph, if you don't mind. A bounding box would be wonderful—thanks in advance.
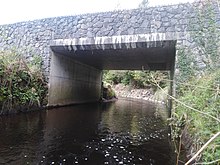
[48,52,102,106]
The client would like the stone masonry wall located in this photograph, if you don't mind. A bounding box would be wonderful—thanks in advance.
[0,1,219,79]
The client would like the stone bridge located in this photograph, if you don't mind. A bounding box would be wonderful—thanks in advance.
[0,1,219,106]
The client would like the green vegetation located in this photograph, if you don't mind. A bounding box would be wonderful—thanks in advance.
[170,70,220,164]
[176,46,196,83]
[0,50,47,115]
[103,70,169,90]
[171,0,220,164]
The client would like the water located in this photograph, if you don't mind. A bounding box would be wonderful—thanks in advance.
[0,98,175,165]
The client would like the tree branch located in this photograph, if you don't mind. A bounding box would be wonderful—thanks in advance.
[185,132,220,165]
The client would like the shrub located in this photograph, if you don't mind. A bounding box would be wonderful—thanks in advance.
[0,50,47,114]
[103,70,169,89]
[171,69,220,163]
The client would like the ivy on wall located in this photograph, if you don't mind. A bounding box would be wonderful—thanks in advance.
[176,46,196,83]
[177,0,220,83]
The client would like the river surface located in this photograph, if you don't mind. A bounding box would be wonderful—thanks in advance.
[0,98,175,165]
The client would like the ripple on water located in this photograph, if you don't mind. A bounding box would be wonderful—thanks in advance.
[0,99,174,164]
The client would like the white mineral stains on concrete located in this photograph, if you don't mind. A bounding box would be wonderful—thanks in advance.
[51,33,172,51]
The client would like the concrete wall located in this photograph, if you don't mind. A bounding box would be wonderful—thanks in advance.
[48,52,102,106]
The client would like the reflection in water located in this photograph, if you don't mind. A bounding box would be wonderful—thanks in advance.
[0,99,175,165]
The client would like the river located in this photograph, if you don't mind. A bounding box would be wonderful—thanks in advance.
[0,98,175,165]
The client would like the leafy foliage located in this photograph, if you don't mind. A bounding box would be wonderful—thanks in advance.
[171,69,220,163]
[0,50,47,114]
[171,1,220,163]
[103,70,169,90]
[176,47,196,83]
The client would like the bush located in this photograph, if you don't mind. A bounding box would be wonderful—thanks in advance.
[0,50,47,114]
[171,69,220,163]
[103,70,169,89]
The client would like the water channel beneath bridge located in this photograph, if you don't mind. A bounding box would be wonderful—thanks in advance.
[0,98,175,165]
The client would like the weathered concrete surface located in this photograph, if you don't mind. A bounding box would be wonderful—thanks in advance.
[48,52,102,106]
[50,34,177,70]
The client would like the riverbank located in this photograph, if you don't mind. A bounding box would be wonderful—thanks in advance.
[113,84,169,105]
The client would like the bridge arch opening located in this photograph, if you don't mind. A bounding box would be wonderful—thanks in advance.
[48,35,176,106]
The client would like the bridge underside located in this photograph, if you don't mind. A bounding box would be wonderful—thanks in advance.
[51,40,176,71]
[48,35,176,106]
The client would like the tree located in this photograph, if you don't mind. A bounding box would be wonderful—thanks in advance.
[139,0,149,8]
